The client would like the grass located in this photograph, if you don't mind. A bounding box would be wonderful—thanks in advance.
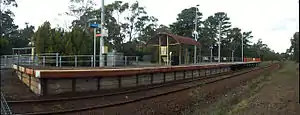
[181,62,282,115]
[228,61,298,115]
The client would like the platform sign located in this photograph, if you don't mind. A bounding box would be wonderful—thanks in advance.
[90,23,100,28]
[160,46,167,56]
[101,46,108,54]
[96,34,101,37]
[102,29,108,37]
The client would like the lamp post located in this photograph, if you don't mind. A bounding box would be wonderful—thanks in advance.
[217,21,222,63]
[99,0,105,67]
[193,4,199,64]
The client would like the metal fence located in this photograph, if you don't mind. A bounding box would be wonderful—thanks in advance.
[0,54,243,69]
[198,56,243,63]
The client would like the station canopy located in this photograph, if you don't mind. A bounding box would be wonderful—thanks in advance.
[146,32,201,47]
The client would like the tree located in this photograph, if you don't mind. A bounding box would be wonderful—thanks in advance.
[1,0,18,36]
[199,16,218,56]
[61,0,96,31]
[249,39,281,61]
[170,6,203,37]
[108,1,129,50]
[0,0,19,54]
[289,32,299,62]
[33,21,52,54]
[227,27,242,58]
[240,31,253,57]
[156,24,171,33]
[0,36,10,55]
[49,28,65,54]
[122,1,158,42]
[1,10,18,38]
[13,22,35,48]
[213,12,232,56]
[136,16,158,43]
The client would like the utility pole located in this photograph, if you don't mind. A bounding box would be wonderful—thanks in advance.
[193,4,199,64]
[99,0,105,67]
[217,21,222,63]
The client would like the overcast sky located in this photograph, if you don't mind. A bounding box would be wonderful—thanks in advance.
[11,0,299,53]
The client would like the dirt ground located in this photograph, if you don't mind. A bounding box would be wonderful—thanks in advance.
[183,61,299,115]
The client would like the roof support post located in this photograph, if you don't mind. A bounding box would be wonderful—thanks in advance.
[166,35,169,65]
[179,45,181,65]
[158,36,161,65]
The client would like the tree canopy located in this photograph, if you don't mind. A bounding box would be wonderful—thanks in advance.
[0,0,283,61]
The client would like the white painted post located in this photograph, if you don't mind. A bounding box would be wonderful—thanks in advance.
[91,56,93,67]
[4,55,7,67]
[125,56,127,66]
[59,56,62,67]
[56,53,59,67]
[136,56,139,66]
[42,56,45,66]
[75,55,77,67]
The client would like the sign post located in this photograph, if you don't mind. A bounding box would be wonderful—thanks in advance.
[89,23,101,67]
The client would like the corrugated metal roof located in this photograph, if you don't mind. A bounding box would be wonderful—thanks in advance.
[147,32,201,47]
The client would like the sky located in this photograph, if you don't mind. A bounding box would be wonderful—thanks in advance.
[11,0,299,53]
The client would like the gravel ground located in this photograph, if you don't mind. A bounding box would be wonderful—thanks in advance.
[1,69,38,100]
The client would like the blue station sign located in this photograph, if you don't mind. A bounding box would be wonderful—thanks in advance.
[90,24,101,28]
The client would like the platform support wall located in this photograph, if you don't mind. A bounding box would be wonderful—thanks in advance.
[72,79,76,92]
[41,79,48,95]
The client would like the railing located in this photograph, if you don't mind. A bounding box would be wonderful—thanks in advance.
[0,54,244,69]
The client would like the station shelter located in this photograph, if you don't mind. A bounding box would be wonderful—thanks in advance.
[146,32,201,65]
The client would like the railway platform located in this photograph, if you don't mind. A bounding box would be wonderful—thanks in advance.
[12,61,260,95]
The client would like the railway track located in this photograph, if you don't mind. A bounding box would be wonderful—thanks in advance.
[10,64,278,115]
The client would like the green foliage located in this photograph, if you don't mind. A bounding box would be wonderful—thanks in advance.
[288,32,299,62]
[0,36,10,55]
[249,39,281,61]
[170,7,203,37]
[0,0,34,55]
[1,0,17,7]
[33,21,51,54]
